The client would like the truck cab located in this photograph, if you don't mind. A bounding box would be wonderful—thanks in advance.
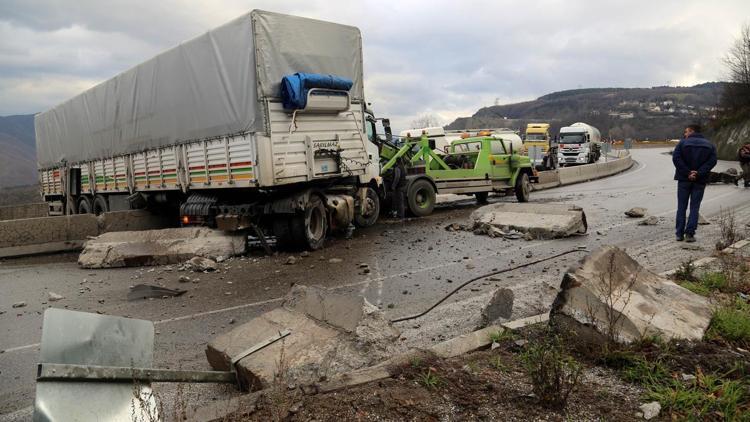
[557,122,602,166]
[523,123,558,170]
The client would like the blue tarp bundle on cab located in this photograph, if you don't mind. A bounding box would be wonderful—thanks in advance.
[280,73,353,110]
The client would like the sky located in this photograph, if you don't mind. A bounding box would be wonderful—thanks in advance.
[1,0,749,129]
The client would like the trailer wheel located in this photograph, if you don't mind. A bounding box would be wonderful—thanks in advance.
[77,196,93,214]
[354,187,380,228]
[475,192,489,205]
[290,195,328,250]
[272,218,294,249]
[93,195,109,216]
[407,179,435,217]
[515,172,531,203]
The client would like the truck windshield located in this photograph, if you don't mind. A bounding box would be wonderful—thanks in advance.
[525,134,547,141]
[559,134,585,144]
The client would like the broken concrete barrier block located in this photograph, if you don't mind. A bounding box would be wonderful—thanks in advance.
[206,285,401,391]
[185,256,218,272]
[550,246,712,344]
[468,203,587,239]
[78,227,246,268]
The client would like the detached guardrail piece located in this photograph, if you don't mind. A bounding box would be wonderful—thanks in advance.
[33,308,288,421]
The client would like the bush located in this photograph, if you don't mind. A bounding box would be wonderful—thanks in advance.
[521,335,582,409]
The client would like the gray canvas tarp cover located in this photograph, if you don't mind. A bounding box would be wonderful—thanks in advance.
[34,10,364,168]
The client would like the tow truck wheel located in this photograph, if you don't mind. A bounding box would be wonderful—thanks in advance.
[354,187,380,228]
[77,196,93,214]
[290,195,328,250]
[407,179,435,217]
[515,172,531,203]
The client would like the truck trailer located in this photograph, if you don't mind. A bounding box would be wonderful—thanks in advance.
[35,10,381,250]
[557,122,602,166]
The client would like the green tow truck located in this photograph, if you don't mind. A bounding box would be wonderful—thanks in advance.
[367,120,538,217]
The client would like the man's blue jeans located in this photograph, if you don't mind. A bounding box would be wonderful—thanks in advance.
[675,181,706,237]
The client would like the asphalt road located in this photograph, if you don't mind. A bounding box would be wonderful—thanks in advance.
[1,147,749,418]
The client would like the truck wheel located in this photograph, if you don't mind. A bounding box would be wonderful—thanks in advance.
[354,187,380,228]
[93,195,109,216]
[407,179,435,217]
[515,172,531,203]
[475,191,489,205]
[77,196,93,214]
[290,195,328,250]
[272,218,294,249]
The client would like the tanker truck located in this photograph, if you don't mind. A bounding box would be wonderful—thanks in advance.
[35,10,382,250]
[557,122,602,165]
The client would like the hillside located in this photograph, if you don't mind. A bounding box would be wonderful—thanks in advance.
[446,83,723,140]
[0,114,37,188]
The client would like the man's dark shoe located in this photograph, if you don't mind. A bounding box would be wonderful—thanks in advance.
[676,235,684,241]
[685,234,696,243]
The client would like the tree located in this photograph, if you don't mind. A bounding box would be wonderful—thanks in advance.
[410,113,442,129]
[720,23,750,120]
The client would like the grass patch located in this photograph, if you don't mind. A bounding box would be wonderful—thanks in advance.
[418,367,441,389]
[701,272,730,292]
[707,299,750,344]
[489,329,516,343]
[680,281,712,296]
[646,371,748,420]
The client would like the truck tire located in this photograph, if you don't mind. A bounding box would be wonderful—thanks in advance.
[272,218,294,249]
[77,196,93,214]
[407,179,435,217]
[93,195,109,216]
[475,191,489,205]
[354,187,380,228]
[290,195,328,250]
[515,172,531,203]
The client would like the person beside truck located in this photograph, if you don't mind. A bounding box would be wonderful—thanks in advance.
[738,142,750,188]
[672,124,717,243]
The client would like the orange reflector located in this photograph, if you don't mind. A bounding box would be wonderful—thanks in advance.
[182,216,190,225]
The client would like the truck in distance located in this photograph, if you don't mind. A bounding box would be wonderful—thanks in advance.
[557,122,602,166]
[523,123,558,170]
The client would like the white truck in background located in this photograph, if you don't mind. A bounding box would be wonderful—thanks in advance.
[36,10,382,250]
[557,122,602,165]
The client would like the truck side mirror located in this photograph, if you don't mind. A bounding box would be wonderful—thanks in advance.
[382,119,392,143]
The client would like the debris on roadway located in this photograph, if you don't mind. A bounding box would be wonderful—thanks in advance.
[637,216,659,226]
[78,227,246,269]
[624,207,647,218]
[550,246,712,344]
[452,203,588,240]
[183,256,218,272]
[128,284,187,301]
[205,285,403,391]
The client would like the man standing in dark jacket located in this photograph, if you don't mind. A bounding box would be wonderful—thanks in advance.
[738,142,750,187]
[672,124,717,242]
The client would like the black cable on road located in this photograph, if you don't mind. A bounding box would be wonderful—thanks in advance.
[390,247,589,323]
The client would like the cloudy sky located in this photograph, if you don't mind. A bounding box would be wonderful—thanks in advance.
[1,0,748,129]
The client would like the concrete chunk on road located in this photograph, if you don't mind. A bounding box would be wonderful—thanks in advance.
[205,285,401,391]
[468,203,588,239]
[78,227,246,268]
[550,246,712,344]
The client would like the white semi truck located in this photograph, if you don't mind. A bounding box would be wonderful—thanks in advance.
[557,122,602,165]
[35,10,382,250]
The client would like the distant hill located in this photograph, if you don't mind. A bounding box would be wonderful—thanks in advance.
[446,83,724,140]
[0,114,37,188]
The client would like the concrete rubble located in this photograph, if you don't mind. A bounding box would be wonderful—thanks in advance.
[625,207,647,218]
[450,203,587,240]
[205,285,402,391]
[550,246,712,344]
[78,227,246,268]
[638,216,659,226]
